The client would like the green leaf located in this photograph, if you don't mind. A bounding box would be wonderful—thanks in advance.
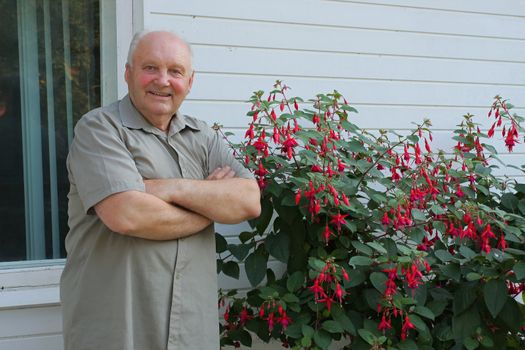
[370,272,388,293]
[259,286,278,299]
[435,249,454,262]
[433,221,446,234]
[453,284,478,314]
[463,337,479,350]
[331,306,356,335]
[430,204,446,215]
[364,289,382,310]
[411,208,427,221]
[228,243,251,261]
[357,329,376,345]
[428,299,449,317]
[222,261,240,279]
[265,232,290,263]
[452,307,480,339]
[215,233,228,253]
[414,306,435,320]
[250,196,273,232]
[322,320,343,333]
[347,140,367,153]
[349,256,373,267]
[347,269,366,287]
[313,329,332,349]
[442,263,461,282]
[459,245,476,260]
[238,329,252,347]
[397,339,419,350]
[409,313,428,332]
[245,251,267,287]
[466,273,482,281]
[367,242,387,254]
[216,259,222,274]
[513,261,525,280]
[302,324,315,338]
[484,280,508,319]
[501,193,519,211]
[300,336,312,348]
[498,298,522,331]
[239,231,256,244]
[287,271,305,292]
[283,293,300,304]
[351,240,373,256]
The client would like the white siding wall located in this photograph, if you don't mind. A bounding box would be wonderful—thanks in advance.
[1,1,524,349]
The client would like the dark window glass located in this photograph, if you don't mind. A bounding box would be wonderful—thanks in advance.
[0,0,100,262]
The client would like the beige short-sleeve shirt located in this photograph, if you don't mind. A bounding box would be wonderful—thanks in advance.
[61,95,252,350]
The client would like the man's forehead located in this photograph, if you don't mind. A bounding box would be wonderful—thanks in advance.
[132,34,191,62]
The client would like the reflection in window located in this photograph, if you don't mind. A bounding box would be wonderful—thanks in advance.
[0,0,100,262]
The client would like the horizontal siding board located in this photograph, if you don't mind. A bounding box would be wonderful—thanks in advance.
[327,0,525,17]
[0,306,62,338]
[151,14,525,63]
[144,0,525,39]
[0,266,62,289]
[188,74,525,108]
[190,46,525,85]
[0,334,62,350]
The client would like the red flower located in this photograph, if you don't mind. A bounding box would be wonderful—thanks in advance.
[323,224,332,242]
[239,308,253,326]
[270,109,277,121]
[295,190,301,205]
[282,134,298,159]
[277,310,292,330]
[330,212,348,231]
[498,234,508,250]
[378,313,392,332]
[382,212,391,226]
[245,124,254,139]
[401,314,416,340]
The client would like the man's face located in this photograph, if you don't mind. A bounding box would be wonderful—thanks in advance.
[125,32,194,128]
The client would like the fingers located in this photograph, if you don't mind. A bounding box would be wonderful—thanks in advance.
[207,166,236,180]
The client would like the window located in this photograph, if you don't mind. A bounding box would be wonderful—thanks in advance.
[0,0,100,263]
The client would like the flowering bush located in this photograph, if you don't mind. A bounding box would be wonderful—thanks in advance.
[216,81,525,350]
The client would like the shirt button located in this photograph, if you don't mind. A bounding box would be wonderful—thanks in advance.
[176,273,181,280]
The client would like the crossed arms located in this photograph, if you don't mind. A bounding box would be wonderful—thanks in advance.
[94,166,261,240]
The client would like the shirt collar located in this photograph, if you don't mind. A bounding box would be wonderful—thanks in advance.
[119,94,200,136]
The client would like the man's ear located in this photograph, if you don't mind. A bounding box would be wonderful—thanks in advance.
[187,70,195,93]
[124,64,131,83]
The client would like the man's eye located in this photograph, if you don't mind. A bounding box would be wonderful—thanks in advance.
[169,69,182,75]
[144,66,156,72]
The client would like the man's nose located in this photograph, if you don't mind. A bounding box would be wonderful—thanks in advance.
[155,70,170,86]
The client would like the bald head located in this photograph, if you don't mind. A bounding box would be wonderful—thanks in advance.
[124,30,195,131]
[127,30,193,69]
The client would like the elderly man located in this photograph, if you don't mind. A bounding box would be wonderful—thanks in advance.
[60,30,261,349]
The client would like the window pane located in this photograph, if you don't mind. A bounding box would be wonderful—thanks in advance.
[0,0,100,262]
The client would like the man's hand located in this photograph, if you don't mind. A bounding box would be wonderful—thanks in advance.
[145,166,236,202]
[207,166,235,180]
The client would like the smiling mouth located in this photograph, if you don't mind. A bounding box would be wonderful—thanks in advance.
[149,91,172,97]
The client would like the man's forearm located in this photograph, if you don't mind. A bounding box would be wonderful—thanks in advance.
[145,178,261,224]
[95,191,212,240]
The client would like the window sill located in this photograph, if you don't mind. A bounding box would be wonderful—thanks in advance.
[0,263,63,310]
[0,286,60,310]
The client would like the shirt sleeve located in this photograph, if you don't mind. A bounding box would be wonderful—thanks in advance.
[67,112,145,214]
[204,125,254,180]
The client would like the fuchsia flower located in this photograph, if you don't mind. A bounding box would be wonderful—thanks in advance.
[330,212,348,231]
